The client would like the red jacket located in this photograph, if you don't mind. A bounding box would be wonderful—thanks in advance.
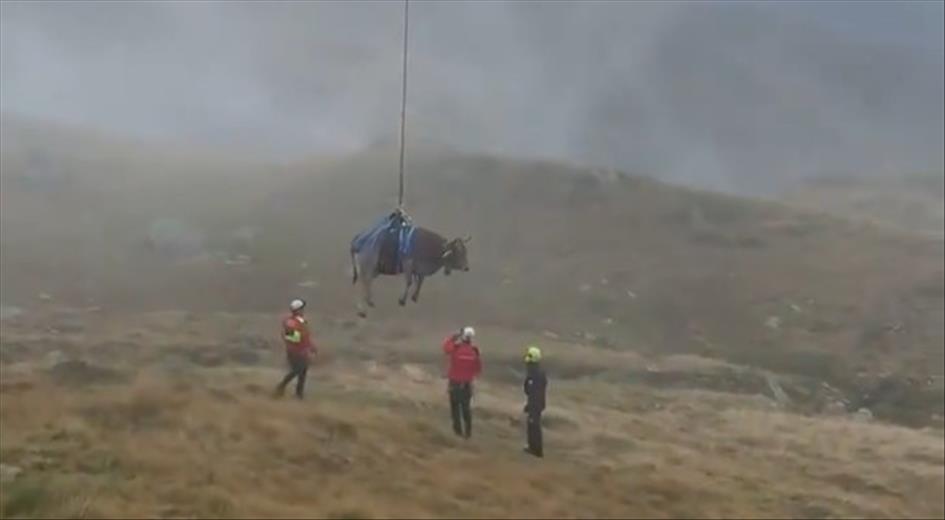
[283,314,315,358]
[442,335,482,383]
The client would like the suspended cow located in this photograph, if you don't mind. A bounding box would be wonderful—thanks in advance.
[350,211,470,317]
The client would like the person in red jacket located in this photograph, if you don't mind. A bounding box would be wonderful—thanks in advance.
[442,326,482,438]
[275,298,316,399]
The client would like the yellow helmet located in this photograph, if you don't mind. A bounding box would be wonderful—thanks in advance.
[524,345,542,363]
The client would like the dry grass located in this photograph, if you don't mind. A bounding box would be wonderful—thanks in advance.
[1,117,943,517]
[1,310,943,519]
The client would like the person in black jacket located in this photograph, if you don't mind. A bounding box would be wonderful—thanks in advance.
[522,345,547,458]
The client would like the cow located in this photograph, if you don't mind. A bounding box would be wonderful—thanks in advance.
[351,225,470,317]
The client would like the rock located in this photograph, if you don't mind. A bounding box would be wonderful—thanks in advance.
[765,316,781,330]
[601,318,615,326]
[626,290,638,299]
[578,283,592,293]
[853,408,874,421]
[0,464,23,483]
[38,293,53,302]
[790,304,802,313]
[541,330,560,340]
[298,280,320,289]
[600,278,609,286]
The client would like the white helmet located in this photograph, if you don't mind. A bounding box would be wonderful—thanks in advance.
[461,326,475,340]
[290,299,306,312]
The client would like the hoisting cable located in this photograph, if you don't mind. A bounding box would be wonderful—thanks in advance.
[397,0,410,209]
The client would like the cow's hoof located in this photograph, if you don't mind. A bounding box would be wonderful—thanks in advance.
[398,299,406,307]
[357,311,367,319]
[367,301,375,308]
[411,295,419,303]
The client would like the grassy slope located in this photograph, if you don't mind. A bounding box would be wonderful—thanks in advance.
[779,173,945,239]
[0,116,942,419]
[1,118,943,518]
[1,310,942,519]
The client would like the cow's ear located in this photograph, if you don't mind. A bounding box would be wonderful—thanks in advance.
[462,235,472,244]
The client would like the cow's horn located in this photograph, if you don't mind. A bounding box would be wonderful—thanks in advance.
[462,235,472,243]
[442,249,454,259]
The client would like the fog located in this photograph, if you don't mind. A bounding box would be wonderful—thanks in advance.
[2,0,943,193]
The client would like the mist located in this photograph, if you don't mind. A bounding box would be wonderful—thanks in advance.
[2,0,943,193]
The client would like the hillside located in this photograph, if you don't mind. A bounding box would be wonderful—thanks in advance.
[780,173,945,240]
[1,309,943,518]
[2,117,942,426]
[1,117,943,518]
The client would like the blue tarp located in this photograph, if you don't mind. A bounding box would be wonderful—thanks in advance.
[352,214,416,271]
[351,214,394,254]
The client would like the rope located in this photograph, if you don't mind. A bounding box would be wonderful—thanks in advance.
[397,0,410,208]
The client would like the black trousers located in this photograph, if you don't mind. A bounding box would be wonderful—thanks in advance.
[448,381,473,438]
[526,411,543,457]
[277,352,309,398]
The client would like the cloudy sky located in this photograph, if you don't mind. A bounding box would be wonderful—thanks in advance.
[2,1,942,192]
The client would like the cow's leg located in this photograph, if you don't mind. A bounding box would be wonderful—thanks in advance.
[364,274,376,308]
[356,269,376,319]
[411,275,425,303]
[351,251,359,285]
[361,253,379,308]
[398,271,413,307]
[356,277,371,318]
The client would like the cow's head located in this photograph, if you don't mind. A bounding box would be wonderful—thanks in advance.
[441,236,471,275]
